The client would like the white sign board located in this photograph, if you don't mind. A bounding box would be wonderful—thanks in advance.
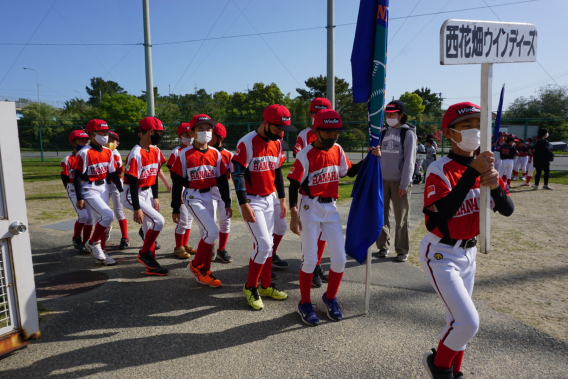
[440,19,537,65]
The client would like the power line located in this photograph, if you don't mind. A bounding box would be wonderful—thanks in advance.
[388,0,423,44]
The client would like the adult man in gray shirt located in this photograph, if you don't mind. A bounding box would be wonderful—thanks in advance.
[375,100,416,261]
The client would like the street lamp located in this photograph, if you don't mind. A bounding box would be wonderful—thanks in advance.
[23,68,40,104]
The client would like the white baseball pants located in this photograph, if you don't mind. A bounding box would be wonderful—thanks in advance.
[514,156,529,176]
[212,186,231,234]
[67,184,94,225]
[494,156,502,174]
[298,196,346,274]
[272,192,287,236]
[184,189,218,245]
[175,189,194,235]
[415,159,424,176]
[526,159,535,177]
[108,181,126,221]
[241,194,274,264]
[499,159,514,179]
[420,232,479,352]
[81,182,114,228]
[122,185,165,232]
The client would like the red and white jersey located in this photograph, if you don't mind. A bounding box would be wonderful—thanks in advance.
[61,153,77,184]
[424,156,508,240]
[233,131,283,196]
[170,146,227,190]
[294,128,317,154]
[219,148,234,179]
[74,145,115,182]
[288,144,352,199]
[123,145,166,188]
[112,149,123,178]
[167,145,188,180]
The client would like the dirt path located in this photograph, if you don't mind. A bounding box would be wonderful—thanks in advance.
[409,182,568,343]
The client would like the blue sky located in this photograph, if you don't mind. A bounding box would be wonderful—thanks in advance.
[1,0,566,111]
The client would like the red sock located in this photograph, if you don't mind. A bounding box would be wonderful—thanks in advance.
[526,176,532,183]
[434,341,459,370]
[141,229,160,255]
[451,350,465,373]
[513,171,517,177]
[183,229,191,246]
[89,223,107,245]
[118,219,128,239]
[272,234,283,255]
[260,257,272,288]
[175,232,184,248]
[101,230,107,251]
[218,232,229,251]
[507,178,511,186]
[325,269,344,300]
[82,225,93,243]
[316,239,326,265]
[299,270,313,304]
[247,258,264,288]
[73,222,85,239]
[195,239,213,272]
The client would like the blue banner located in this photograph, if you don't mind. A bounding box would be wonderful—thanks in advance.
[493,84,505,145]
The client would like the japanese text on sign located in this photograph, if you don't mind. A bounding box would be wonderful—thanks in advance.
[440,19,537,65]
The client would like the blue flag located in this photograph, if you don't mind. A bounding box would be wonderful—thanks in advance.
[346,0,388,264]
[493,84,505,146]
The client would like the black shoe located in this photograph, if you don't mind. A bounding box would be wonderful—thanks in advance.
[73,236,85,252]
[271,271,278,280]
[119,238,130,250]
[138,227,144,241]
[423,349,454,379]
[154,241,161,250]
[216,249,233,263]
[373,248,389,258]
[312,267,322,288]
[315,264,328,283]
[145,266,169,276]
[454,372,465,379]
[136,251,159,270]
[272,254,289,268]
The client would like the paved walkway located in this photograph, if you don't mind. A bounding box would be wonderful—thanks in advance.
[1,186,567,378]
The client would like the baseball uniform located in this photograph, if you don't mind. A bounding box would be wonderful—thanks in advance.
[499,143,517,187]
[514,145,529,179]
[212,147,234,254]
[107,147,128,235]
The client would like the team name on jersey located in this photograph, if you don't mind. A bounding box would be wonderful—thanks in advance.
[309,165,340,186]
[188,165,216,180]
[140,163,159,179]
[250,156,279,172]
[89,162,109,176]
[454,191,480,218]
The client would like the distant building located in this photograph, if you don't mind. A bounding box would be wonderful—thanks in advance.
[499,124,539,139]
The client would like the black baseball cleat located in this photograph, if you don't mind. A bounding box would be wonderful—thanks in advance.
[145,266,169,276]
[119,238,130,250]
[136,250,160,270]
[216,250,233,263]
[73,236,85,252]
[423,349,454,379]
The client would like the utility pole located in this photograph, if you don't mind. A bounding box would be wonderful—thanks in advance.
[143,0,155,116]
[23,68,40,104]
[326,0,335,109]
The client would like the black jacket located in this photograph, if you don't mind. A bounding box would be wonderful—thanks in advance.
[533,139,554,169]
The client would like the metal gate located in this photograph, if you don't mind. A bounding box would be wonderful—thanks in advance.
[0,102,39,355]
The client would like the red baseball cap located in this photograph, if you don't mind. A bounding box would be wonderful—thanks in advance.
[314,109,347,132]
[177,122,191,135]
[442,102,481,129]
[139,117,164,131]
[263,104,297,132]
[69,129,89,143]
[86,119,109,132]
[309,97,332,113]
[189,114,216,129]
[213,123,227,139]
[108,131,119,141]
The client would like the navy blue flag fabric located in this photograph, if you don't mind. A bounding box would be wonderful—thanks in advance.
[493,85,505,146]
[346,0,388,264]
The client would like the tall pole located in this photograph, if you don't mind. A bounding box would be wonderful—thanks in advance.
[23,68,40,104]
[143,0,155,117]
[326,0,335,109]
[479,63,493,254]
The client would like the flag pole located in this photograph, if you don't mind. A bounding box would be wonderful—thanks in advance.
[364,245,372,314]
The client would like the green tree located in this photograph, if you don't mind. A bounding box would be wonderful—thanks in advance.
[86,77,127,106]
[18,103,78,149]
[399,92,426,115]
[92,93,146,125]
[413,87,443,115]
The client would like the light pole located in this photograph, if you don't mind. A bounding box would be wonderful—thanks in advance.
[23,68,40,104]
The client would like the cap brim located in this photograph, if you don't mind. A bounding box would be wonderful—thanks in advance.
[316,126,348,132]
[384,110,399,113]
[192,119,219,129]
[275,123,297,132]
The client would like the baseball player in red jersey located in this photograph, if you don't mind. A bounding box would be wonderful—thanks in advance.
[232,104,297,310]
[288,110,380,326]
[170,117,232,287]
[166,121,196,260]
[513,139,529,180]
[122,117,169,276]
[73,119,123,265]
[62,130,93,253]
[208,122,234,263]
[105,131,129,250]
[290,97,333,287]
[421,102,514,379]
[499,136,517,190]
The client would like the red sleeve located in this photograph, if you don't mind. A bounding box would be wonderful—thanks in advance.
[73,155,85,174]
[293,136,303,154]
[124,156,140,179]
[424,172,451,208]
[159,151,166,166]
[60,161,69,176]
[170,155,185,177]
[287,159,305,183]
[167,151,177,168]
[232,141,248,168]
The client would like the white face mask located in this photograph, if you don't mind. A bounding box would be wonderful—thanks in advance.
[181,137,193,146]
[545,133,549,139]
[94,134,109,146]
[195,131,212,144]
[386,117,399,127]
[450,128,480,152]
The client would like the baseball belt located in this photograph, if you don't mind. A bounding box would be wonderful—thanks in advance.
[308,196,333,203]
[439,236,477,249]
